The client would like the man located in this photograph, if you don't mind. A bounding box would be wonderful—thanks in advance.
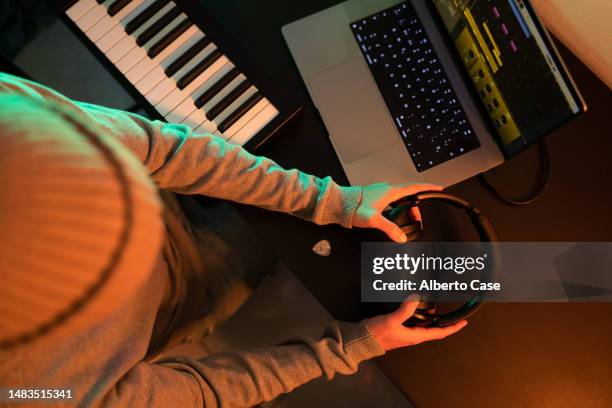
[0,73,466,407]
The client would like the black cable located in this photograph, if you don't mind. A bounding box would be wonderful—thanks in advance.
[478,140,550,206]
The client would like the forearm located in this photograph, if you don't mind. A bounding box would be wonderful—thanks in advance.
[155,320,384,407]
[0,73,362,227]
[81,102,363,226]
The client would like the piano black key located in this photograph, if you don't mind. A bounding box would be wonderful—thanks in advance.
[206,79,252,120]
[130,26,202,90]
[148,18,193,58]
[108,0,133,17]
[194,67,240,108]
[136,6,182,46]
[218,91,264,133]
[177,48,222,90]
[125,0,169,35]
[97,0,106,4]
[165,37,210,77]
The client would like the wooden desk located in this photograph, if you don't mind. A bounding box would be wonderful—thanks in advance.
[206,1,612,406]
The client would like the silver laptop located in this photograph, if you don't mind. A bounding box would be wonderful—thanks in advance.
[282,0,585,187]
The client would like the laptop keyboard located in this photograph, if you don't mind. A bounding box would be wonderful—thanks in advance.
[350,1,480,172]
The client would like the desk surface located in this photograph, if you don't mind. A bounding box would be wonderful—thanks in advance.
[206,1,612,406]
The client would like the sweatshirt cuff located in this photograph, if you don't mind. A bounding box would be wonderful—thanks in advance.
[319,182,363,228]
[340,320,386,365]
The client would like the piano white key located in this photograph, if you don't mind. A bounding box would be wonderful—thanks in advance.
[142,77,175,107]
[201,74,247,113]
[86,0,146,43]
[223,98,269,139]
[74,0,112,32]
[181,109,211,131]
[95,21,127,52]
[161,58,230,121]
[212,85,258,128]
[116,13,187,74]
[115,47,148,74]
[228,102,279,146]
[134,67,165,95]
[96,0,157,53]
[144,44,217,107]
[194,121,218,135]
[66,0,97,21]
[167,103,196,125]
[105,2,175,63]
[134,30,204,94]
[125,24,199,84]
[105,33,137,63]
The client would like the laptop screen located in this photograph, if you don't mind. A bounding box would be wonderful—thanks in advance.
[433,0,582,156]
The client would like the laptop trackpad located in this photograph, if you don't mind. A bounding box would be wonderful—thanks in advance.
[308,58,399,163]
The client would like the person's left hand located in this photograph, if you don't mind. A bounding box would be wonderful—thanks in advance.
[366,295,467,351]
[353,182,442,243]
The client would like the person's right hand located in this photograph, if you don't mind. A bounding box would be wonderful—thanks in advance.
[365,296,468,351]
[352,182,442,243]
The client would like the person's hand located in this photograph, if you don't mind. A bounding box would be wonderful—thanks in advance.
[366,296,467,351]
[353,183,442,243]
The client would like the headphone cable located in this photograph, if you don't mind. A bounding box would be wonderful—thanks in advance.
[478,140,550,206]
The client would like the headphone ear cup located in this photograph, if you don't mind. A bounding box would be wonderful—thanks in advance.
[400,222,424,241]
[384,204,424,242]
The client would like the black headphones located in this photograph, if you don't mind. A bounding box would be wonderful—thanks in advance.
[383,191,501,327]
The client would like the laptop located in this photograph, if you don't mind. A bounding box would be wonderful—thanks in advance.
[282,0,586,187]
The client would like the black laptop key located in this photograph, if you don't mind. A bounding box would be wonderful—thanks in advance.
[136,7,182,47]
[194,67,240,108]
[165,37,210,77]
[148,19,193,58]
[218,91,264,132]
[108,0,132,16]
[125,0,169,35]
[177,48,222,90]
[206,79,252,120]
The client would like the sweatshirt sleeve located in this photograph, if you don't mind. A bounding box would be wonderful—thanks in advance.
[0,73,362,227]
[103,321,385,408]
